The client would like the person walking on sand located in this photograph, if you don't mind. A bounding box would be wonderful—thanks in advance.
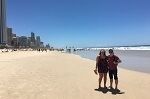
[107,49,121,90]
[94,49,108,89]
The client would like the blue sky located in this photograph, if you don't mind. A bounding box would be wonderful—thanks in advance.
[7,0,150,48]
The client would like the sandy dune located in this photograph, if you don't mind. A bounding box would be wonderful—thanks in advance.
[0,51,149,99]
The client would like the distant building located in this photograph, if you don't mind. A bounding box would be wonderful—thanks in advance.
[36,36,41,47]
[19,36,28,48]
[12,33,16,38]
[31,32,35,46]
[46,44,50,49]
[12,36,19,48]
[30,42,35,47]
[40,42,44,48]
[27,37,31,47]
[16,36,19,46]
[7,27,12,45]
[0,0,7,44]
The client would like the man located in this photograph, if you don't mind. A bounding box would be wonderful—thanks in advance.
[107,49,121,90]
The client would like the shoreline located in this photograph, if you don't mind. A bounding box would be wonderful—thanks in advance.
[73,50,150,74]
[71,52,150,75]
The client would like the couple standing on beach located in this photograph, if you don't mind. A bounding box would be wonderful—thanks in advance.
[94,49,121,90]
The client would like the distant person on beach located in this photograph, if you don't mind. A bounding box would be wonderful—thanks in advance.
[94,49,108,89]
[107,49,121,90]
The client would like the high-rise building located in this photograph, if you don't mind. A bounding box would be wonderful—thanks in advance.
[36,36,41,47]
[31,32,35,45]
[40,42,44,48]
[7,27,12,45]
[27,37,31,47]
[0,0,7,44]
[12,36,19,48]
[19,36,28,48]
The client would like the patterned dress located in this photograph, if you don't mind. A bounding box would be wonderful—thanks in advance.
[97,56,108,73]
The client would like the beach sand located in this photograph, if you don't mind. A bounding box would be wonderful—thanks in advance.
[0,51,149,99]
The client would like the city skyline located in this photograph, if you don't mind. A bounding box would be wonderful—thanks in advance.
[7,0,150,48]
[0,0,47,48]
[10,31,45,48]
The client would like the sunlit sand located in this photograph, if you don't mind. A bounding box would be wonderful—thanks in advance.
[0,51,149,99]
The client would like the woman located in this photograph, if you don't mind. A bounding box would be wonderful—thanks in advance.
[94,49,108,89]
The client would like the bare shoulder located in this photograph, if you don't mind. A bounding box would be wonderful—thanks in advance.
[96,55,100,60]
[96,55,100,58]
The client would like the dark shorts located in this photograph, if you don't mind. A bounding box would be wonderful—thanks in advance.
[109,69,118,80]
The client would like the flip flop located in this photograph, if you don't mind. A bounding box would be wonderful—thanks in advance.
[94,70,98,75]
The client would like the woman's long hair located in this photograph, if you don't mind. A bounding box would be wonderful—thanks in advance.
[99,49,106,58]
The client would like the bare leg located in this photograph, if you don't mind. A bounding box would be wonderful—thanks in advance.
[104,73,107,88]
[115,79,118,89]
[110,79,113,88]
[99,73,103,88]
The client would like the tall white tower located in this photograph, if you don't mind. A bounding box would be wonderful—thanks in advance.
[0,0,7,44]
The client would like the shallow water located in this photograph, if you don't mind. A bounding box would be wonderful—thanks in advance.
[73,50,150,74]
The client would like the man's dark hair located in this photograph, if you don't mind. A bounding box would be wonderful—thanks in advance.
[109,49,114,53]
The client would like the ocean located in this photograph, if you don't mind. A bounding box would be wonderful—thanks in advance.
[73,50,150,74]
